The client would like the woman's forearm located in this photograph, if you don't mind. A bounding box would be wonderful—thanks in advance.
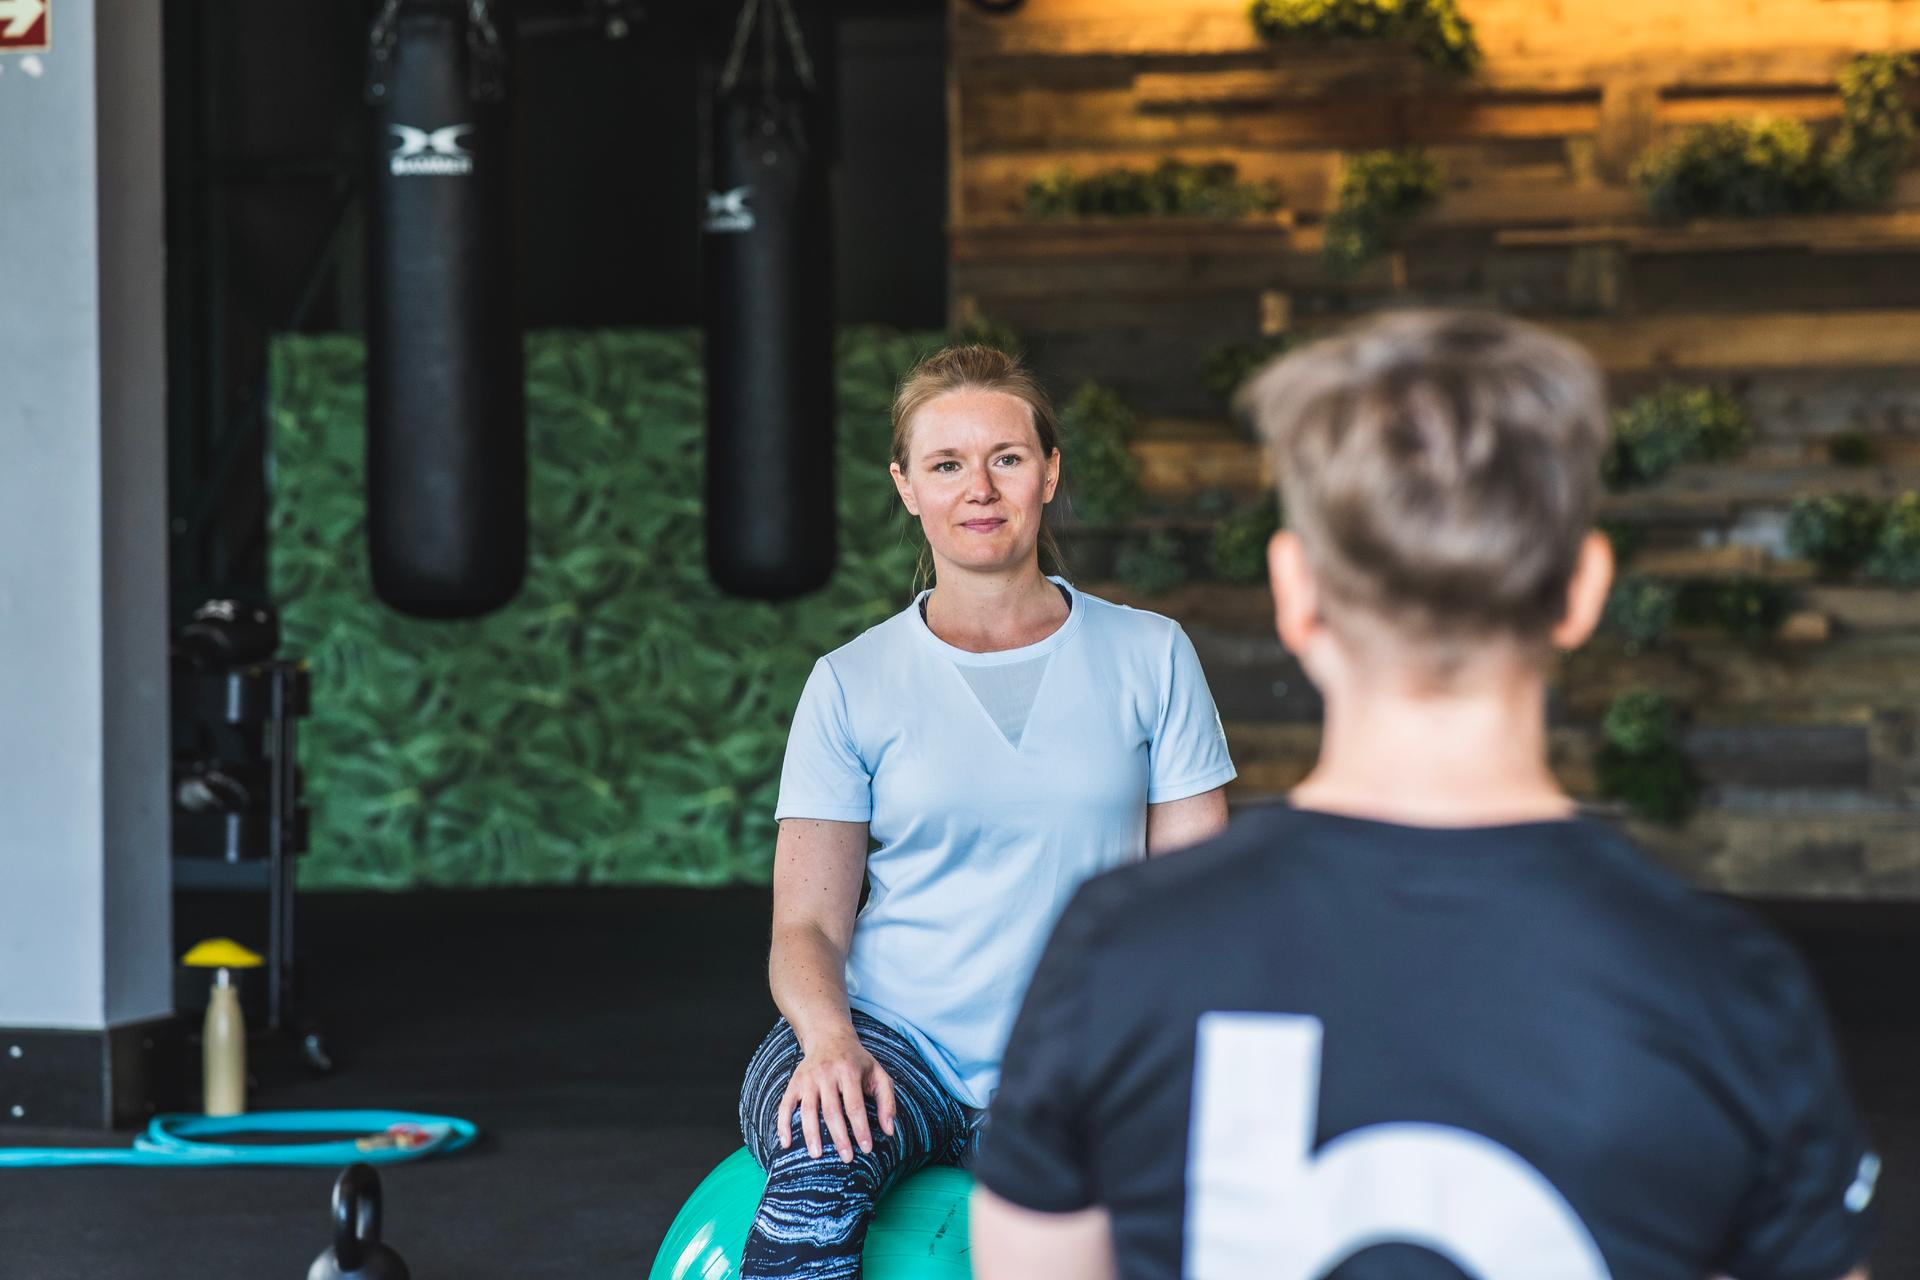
[770,922,858,1052]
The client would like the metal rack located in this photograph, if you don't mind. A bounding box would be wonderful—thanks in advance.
[172,659,311,1034]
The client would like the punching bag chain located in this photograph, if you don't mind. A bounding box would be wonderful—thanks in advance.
[465,0,508,103]
[365,0,506,105]
[719,0,815,99]
[365,0,404,102]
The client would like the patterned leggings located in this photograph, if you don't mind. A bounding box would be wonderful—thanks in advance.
[737,1010,981,1279]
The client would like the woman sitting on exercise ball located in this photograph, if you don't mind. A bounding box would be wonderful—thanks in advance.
[736,345,1237,1277]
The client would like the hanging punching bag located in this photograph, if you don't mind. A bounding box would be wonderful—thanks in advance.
[364,0,526,619]
[703,0,836,600]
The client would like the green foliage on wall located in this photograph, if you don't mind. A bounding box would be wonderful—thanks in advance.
[1824,53,1920,207]
[1202,336,1295,405]
[1113,531,1191,596]
[1868,493,1920,586]
[1024,159,1281,220]
[1206,494,1285,583]
[269,329,936,889]
[1323,148,1446,271]
[1602,688,1681,757]
[1679,577,1796,645]
[1248,0,1481,76]
[1602,576,1678,653]
[1786,493,1887,575]
[1633,54,1918,220]
[1603,574,1795,649]
[1602,385,1752,489]
[1598,520,1646,565]
[1774,490,1920,581]
[1632,117,1824,221]
[1597,690,1699,824]
[1058,383,1142,526]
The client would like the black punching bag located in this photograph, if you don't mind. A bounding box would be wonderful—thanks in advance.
[703,0,835,599]
[364,0,525,618]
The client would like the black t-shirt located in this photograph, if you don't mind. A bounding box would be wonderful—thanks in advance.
[977,803,1878,1280]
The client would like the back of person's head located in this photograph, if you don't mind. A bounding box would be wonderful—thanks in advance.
[1238,309,1609,680]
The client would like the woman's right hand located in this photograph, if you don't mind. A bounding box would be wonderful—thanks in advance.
[780,1029,898,1162]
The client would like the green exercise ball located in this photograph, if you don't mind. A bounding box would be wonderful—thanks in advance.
[649,1147,973,1279]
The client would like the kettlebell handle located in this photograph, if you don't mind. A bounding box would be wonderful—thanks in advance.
[331,1162,384,1271]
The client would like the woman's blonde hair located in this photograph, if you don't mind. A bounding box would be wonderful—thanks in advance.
[890,344,1068,590]
[1238,309,1609,675]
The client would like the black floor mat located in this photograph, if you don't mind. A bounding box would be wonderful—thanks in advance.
[3,890,1913,1277]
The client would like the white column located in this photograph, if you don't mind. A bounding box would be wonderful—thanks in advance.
[0,0,170,1066]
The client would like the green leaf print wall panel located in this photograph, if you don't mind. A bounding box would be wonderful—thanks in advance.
[268,329,932,888]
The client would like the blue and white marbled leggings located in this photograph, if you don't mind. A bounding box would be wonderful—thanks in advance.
[737,1010,982,1279]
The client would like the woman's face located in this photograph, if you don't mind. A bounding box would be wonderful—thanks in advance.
[890,388,1060,578]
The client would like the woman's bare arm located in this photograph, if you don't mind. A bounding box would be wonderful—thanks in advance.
[1145,786,1229,856]
[770,817,868,1043]
[768,817,897,1159]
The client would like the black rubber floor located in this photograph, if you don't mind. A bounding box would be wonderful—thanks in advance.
[3,889,1914,1277]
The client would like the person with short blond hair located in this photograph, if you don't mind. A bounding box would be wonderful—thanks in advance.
[970,310,1878,1280]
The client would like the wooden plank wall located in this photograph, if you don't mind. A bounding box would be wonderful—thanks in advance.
[950,0,1920,896]
[952,0,1920,417]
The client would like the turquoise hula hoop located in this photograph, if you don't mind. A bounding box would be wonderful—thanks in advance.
[0,1110,479,1168]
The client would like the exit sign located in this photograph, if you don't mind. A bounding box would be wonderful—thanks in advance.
[0,0,49,53]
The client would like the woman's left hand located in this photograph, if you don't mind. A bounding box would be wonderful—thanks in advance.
[779,1028,899,1163]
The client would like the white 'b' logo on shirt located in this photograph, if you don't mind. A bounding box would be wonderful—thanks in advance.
[1186,1013,1612,1279]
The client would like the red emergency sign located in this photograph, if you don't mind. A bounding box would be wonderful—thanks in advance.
[0,0,50,53]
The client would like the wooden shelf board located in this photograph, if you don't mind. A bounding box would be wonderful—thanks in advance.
[952,217,1301,261]
[1130,71,1851,114]
[1552,310,1920,373]
[1498,212,1920,255]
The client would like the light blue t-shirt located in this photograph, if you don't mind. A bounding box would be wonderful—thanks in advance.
[775,575,1237,1108]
